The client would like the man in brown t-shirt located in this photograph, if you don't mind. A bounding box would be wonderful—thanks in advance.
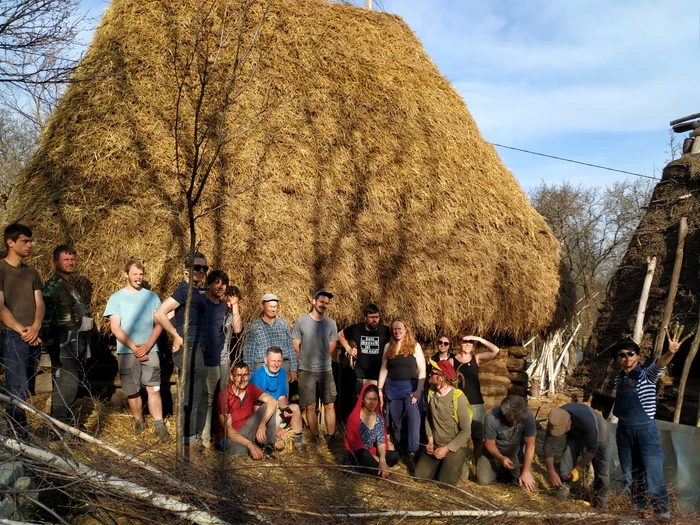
[0,223,44,435]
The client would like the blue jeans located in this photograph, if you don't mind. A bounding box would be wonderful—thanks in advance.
[0,330,30,431]
[616,422,669,514]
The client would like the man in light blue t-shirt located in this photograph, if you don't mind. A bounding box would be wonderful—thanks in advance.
[104,260,169,441]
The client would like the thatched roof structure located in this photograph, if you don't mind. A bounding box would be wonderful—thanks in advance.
[579,154,700,392]
[7,0,559,339]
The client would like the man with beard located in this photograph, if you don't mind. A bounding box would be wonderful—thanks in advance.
[216,361,284,458]
[413,359,471,486]
[292,290,338,444]
[338,304,390,388]
[0,223,44,436]
[155,252,209,456]
[104,260,169,440]
[42,245,93,426]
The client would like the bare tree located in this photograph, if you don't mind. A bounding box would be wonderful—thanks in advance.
[168,0,273,459]
[530,178,653,337]
[0,108,37,215]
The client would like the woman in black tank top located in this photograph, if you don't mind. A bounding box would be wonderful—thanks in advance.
[452,334,500,464]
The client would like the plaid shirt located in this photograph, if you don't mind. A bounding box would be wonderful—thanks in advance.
[242,316,297,371]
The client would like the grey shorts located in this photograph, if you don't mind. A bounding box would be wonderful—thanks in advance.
[298,370,336,407]
[118,352,161,397]
[470,403,486,440]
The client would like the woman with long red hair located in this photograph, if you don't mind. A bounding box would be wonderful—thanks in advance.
[377,319,426,469]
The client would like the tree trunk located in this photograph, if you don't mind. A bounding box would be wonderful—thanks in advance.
[653,217,688,359]
[633,256,656,344]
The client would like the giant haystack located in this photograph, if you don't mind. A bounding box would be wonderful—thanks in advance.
[581,155,700,394]
[8,0,559,339]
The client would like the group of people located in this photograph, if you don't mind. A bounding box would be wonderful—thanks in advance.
[0,223,681,518]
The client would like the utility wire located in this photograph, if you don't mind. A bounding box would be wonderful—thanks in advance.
[491,143,661,181]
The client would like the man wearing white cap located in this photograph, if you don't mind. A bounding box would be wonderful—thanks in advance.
[544,403,610,509]
[242,293,297,381]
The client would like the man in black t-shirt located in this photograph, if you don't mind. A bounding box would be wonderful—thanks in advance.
[338,304,391,388]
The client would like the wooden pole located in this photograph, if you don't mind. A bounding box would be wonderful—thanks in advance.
[366,0,372,9]
[653,217,688,359]
[673,320,700,424]
[633,257,657,344]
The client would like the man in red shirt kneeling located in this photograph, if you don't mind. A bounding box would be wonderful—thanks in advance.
[217,361,286,459]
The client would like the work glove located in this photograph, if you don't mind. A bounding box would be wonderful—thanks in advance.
[567,465,585,482]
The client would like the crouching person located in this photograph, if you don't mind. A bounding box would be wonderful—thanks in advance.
[413,360,471,486]
[250,346,305,454]
[477,395,537,491]
[217,362,285,459]
[344,384,399,478]
[544,403,610,509]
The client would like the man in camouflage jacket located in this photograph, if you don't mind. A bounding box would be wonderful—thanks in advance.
[42,245,92,425]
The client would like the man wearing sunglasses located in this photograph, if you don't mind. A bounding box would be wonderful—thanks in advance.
[609,335,681,519]
[155,252,210,457]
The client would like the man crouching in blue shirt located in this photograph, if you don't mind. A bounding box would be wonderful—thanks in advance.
[250,346,305,454]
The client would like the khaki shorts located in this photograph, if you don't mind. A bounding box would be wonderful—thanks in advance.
[118,352,161,397]
[298,370,336,407]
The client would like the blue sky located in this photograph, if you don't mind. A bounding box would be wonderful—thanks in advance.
[78,0,700,192]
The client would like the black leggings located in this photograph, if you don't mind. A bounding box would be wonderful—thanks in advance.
[349,448,400,476]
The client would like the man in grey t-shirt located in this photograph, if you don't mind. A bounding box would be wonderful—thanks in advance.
[477,395,537,491]
[292,289,338,443]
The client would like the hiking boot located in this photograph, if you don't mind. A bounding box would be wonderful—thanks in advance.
[134,420,145,436]
[262,445,277,460]
[405,451,417,474]
[326,434,338,447]
[154,425,171,443]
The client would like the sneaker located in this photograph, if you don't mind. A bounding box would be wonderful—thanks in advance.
[326,434,338,447]
[293,444,308,457]
[654,511,671,520]
[134,420,145,436]
[261,445,277,460]
[154,425,171,443]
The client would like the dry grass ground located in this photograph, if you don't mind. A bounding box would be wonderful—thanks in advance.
[8,390,676,524]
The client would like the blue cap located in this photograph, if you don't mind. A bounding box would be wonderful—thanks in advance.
[314,289,334,300]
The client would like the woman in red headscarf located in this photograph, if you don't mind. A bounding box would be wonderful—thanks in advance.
[344,384,400,478]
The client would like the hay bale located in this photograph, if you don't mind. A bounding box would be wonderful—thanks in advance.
[7,0,560,339]
[506,357,526,372]
[508,371,528,385]
[506,346,529,358]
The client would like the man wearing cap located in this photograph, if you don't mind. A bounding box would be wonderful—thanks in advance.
[609,335,681,519]
[242,293,297,381]
[414,359,471,486]
[338,304,391,388]
[543,403,610,509]
[292,290,339,443]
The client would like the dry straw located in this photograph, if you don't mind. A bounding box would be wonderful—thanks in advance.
[8,0,560,339]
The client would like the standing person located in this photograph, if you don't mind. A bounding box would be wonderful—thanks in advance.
[377,319,426,470]
[344,384,399,477]
[544,403,610,509]
[477,394,537,492]
[0,224,44,436]
[338,304,391,388]
[453,334,500,464]
[104,260,169,441]
[154,252,209,456]
[243,294,297,381]
[42,245,94,426]
[434,335,454,362]
[216,362,285,458]
[292,290,339,443]
[200,270,242,450]
[610,335,681,519]
[414,360,471,486]
[250,346,305,453]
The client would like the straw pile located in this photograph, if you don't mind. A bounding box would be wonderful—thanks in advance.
[7,0,559,339]
[578,154,700,391]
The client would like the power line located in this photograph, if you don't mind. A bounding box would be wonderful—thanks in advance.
[491,143,661,181]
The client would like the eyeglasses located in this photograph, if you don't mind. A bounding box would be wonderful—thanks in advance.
[618,351,636,358]
[438,341,450,346]
[192,264,209,272]
[461,339,472,344]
